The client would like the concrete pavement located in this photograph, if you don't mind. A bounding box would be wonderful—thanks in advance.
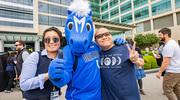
[0,72,169,100]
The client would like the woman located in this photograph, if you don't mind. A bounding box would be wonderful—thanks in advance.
[128,40,146,95]
[5,52,17,93]
[20,27,63,100]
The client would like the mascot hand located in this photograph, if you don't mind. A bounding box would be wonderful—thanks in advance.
[114,38,128,46]
[49,58,65,81]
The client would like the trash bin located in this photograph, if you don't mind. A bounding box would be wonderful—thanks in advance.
[0,52,9,92]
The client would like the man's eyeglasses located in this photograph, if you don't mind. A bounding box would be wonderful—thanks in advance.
[95,32,111,39]
[14,44,21,47]
[44,37,59,44]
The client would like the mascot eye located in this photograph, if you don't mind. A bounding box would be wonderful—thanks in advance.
[86,23,91,31]
[67,22,73,30]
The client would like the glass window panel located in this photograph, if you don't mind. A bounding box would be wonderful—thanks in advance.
[38,2,49,13]
[121,13,132,23]
[110,7,119,18]
[38,15,49,25]
[0,21,6,26]
[50,0,60,3]
[109,0,118,8]
[0,10,6,17]
[61,7,68,16]
[49,5,60,15]
[61,18,67,27]
[101,2,108,12]
[102,12,109,20]
[151,0,171,16]
[61,0,71,5]
[120,1,131,14]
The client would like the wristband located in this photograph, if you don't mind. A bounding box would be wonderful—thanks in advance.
[132,58,139,64]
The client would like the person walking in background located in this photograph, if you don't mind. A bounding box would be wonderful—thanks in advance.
[20,27,62,100]
[14,40,30,80]
[156,28,180,100]
[155,42,166,95]
[156,42,165,77]
[4,52,17,93]
[128,40,146,95]
[95,28,145,100]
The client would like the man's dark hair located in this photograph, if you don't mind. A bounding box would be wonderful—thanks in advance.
[42,27,63,47]
[16,40,25,47]
[158,28,171,37]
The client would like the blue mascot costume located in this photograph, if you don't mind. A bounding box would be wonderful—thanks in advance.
[49,0,102,99]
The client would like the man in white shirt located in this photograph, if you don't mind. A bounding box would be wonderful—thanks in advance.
[156,28,180,100]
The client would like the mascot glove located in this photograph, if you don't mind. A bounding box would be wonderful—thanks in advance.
[49,58,65,82]
[114,38,128,46]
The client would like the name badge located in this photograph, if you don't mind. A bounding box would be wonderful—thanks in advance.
[50,91,60,100]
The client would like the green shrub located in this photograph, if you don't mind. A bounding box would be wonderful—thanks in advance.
[141,51,153,56]
[141,51,146,55]
[143,57,151,70]
[143,56,160,70]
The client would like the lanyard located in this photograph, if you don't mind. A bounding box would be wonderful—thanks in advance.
[47,58,56,92]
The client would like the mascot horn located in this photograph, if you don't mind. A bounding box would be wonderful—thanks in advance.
[65,0,94,56]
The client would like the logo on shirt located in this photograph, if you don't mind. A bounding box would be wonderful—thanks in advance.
[83,50,99,63]
[100,54,122,68]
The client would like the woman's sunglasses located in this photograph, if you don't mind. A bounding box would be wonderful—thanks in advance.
[44,37,59,43]
[95,32,111,39]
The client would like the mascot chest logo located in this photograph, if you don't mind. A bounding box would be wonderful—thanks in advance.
[74,16,85,33]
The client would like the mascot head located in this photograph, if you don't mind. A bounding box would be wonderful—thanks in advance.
[65,0,94,56]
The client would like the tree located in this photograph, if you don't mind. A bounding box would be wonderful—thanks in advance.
[134,33,159,47]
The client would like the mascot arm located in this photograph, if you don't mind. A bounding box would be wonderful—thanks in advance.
[92,41,102,50]
[49,46,73,88]
[114,38,128,46]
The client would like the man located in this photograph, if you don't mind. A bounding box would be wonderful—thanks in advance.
[95,28,144,100]
[156,28,180,100]
[14,40,30,79]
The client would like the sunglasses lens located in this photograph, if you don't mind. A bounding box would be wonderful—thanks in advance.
[44,38,51,43]
[53,38,59,43]
[104,32,110,37]
[44,38,59,43]
[97,34,103,39]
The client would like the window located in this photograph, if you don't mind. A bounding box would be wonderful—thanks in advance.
[120,1,131,14]
[38,2,49,13]
[121,13,132,23]
[49,5,61,15]
[151,0,171,16]
[102,12,109,20]
[39,15,48,25]
[49,16,61,27]
[101,2,108,12]
[61,0,71,5]
[110,7,119,18]
[111,17,119,23]
[109,0,118,8]
[134,6,149,21]
[175,0,180,8]
[133,0,148,8]
[153,15,173,29]
[101,0,106,4]
[61,7,68,16]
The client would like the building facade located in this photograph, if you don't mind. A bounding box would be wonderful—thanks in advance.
[0,0,136,52]
[100,0,180,44]
[0,0,71,52]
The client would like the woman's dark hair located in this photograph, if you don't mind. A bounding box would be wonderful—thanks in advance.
[127,39,134,46]
[6,52,17,64]
[42,27,63,47]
